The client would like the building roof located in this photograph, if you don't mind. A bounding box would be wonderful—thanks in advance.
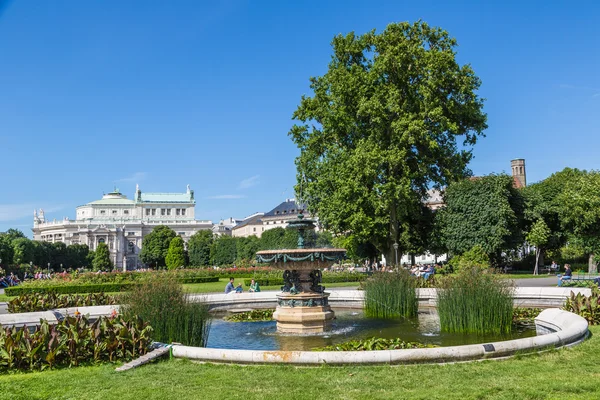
[233,213,264,230]
[139,193,194,203]
[86,191,135,206]
[263,199,306,218]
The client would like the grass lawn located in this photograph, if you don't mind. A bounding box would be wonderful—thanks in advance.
[182,278,360,294]
[2,326,599,400]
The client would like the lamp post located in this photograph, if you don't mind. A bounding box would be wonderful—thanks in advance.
[60,263,63,272]
[393,242,399,268]
[47,262,50,275]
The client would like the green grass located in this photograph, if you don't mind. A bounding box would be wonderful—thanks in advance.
[1,326,599,400]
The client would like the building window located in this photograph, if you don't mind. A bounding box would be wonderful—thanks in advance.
[276,211,280,215]
[145,209,150,216]
[178,232,185,236]
[161,209,166,216]
[151,209,156,216]
[253,227,256,232]
[124,210,129,215]
[167,209,171,216]
[181,209,186,216]
[98,238,105,244]
[128,232,135,236]
[112,210,117,215]
[100,210,106,215]
[176,209,181,216]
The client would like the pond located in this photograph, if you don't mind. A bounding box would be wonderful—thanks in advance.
[206,308,536,351]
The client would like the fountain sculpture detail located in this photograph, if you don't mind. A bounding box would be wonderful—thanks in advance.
[256,213,346,333]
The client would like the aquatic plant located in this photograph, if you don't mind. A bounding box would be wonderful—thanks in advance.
[363,271,418,318]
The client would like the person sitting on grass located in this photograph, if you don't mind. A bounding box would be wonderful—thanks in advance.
[558,264,572,286]
[224,277,235,294]
[249,279,261,293]
[235,283,243,293]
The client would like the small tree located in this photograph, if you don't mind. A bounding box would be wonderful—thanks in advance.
[11,237,34,265]
[526,219,551,275]
[166,236,186,270]
[92,243,113,271]
[448,245,490,273]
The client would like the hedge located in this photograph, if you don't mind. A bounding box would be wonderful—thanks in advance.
[243,273,366,287]
[5,276,219,296]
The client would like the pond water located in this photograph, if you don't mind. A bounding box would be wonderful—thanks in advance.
[206,308,537,351]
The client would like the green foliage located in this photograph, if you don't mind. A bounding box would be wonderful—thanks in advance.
[448,245,489,272]
[8,292,118,313]
[259,227,286,250]
[92,243,113,271]
[440,174,525,265]
[224,309,274,322]
[51,242,68,269]
[139,225,177,268]
[0,234,15,266]
[512,307,541,325]
[244,271,366,287]
[0,314,152,371]
[363,271,418,319]
[67,244,91,269]
[166,236,186,270]
[121,275,211,347]
[5,283,137,296]
[290,21,487,266]
[235,235,261,262]
[313,337,435,351]
[187,230,213,266]
[564,287,600,325]
[437,268,514,334]
[11,237,34,265]
[210,235,237,266]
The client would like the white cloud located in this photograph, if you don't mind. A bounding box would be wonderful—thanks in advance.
[238,175,260,189]
[115,172,147,183]
[0,204,65,222]
[206,195,247,200]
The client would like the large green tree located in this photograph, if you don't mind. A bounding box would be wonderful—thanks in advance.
[165,236,186,270]
[139,225,176,268]
[0,234,15,266]
[67,244,90,268]
[187,230,214,266]
[12,237,34,265]
[92,242,113,271]
[236,236,261,262]
[557,170,600,273]
[210,235,237,266]
[289,21,487,263]
[260,228,287,250]
[439,174,525,266]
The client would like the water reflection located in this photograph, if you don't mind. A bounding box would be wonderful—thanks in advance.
[206,308,536,351]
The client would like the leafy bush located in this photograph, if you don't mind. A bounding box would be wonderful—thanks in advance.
[8,292,118,313]
[313,337,435,351]
[120,275,211,347]
[224,309,274,322]
[564,287,600,325]
[448,245,490,272]
[512,307,541,326]
[437,268,514,334]
[363,271,418,319]
[0,314,152,372]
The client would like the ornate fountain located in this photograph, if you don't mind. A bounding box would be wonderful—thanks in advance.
[256,213,346,334]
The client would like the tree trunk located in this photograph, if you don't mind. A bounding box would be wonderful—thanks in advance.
[533,248,540,275]
[589,254,598,274]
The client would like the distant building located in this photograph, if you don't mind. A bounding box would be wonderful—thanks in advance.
[511,158,527,188]
[212,217,243,236]
[231,212,265,238]
[32,185,212,270]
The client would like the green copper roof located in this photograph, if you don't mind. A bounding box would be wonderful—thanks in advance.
[139,193,194,203]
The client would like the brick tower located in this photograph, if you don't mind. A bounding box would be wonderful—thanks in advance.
[511,159,526,188]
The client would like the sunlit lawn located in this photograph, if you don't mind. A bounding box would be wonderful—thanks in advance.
[2,326,599,400]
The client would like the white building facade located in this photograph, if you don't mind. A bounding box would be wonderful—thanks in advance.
[32,185,212,270]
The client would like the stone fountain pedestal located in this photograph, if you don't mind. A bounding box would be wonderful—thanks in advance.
[274,292,334,334]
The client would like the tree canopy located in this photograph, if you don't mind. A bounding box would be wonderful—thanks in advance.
[289,21,487,263]
[139,225,177,268]
[439,174,524,265]
[92,243,113,271]
[187,230,214,266]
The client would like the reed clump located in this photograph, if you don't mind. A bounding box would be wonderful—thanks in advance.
[437,268,514,335]
[121,275,211,347]
[363,270,418,318]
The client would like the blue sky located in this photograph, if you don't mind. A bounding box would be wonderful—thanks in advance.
[1,0,599,235]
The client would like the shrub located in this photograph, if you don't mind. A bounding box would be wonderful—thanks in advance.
[448,245,490,273]
[120,275,211,347]
[437,268,514,334]
[8,292,118,313]
[363,271,418,319]
[0,314,152,372]
[564,287,600,325]
[224,309,274,322]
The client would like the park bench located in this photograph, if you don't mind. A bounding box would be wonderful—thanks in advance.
[557,273,600,286]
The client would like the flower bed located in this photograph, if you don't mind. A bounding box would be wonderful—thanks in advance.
[8,292,119,313]
[0,314,152,372]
